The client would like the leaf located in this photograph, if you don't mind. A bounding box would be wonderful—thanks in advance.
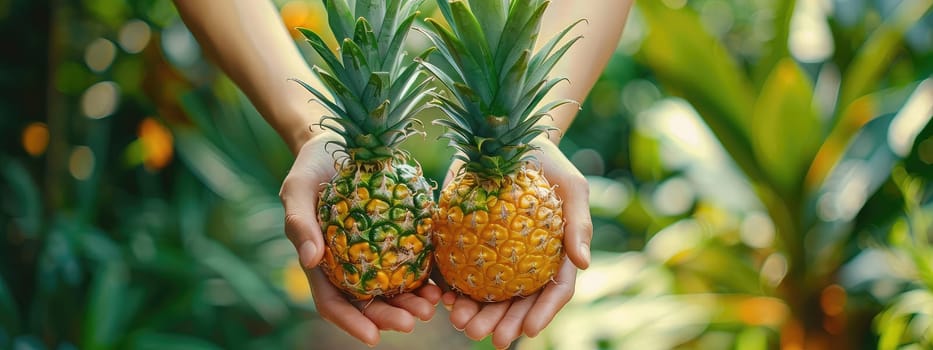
[172,128,257,202]
[355,0,386,39]
[426,18,492,103]
[806,114,899,272]
[383,11,420,71]
[752,59,821,195]
[494,0,546,69]
[806,80,930,190]
[493,49,529,117]
[449,1,497,94]
[324,0,355,42]
[836,0,933,119]
[470,0,507,51]
[297,28,347,82]
[195,239,287,324]
[751,0,797,88]
[636,1,762,183]
[82,263,131,350]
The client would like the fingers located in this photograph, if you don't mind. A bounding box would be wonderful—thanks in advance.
[523,259,577,337]
[280,181,324,268]
[535,138,593,270]
[356,299,418,334]
[556,171,593,269]
[492,294,539,349]
[385,292,436,322]
[280,151,328,269]
[464,301,510,340]
[306,268,381,346]
[415,282,443,305]
[449,294,481,331]
[441,291,457,311]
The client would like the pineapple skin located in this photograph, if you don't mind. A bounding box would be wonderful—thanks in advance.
[317,161,435,300]
[434,164,564,302]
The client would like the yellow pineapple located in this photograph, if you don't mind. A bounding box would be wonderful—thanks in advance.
[419,0,582,301]
[294,0,435,300]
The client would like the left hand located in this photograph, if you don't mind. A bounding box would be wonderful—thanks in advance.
[280,131,443,346]
[438,137,593,349]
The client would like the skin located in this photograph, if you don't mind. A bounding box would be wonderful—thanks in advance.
[174,0,632,348]
[438,1,633,348]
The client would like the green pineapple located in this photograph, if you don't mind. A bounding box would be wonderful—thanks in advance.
[419,0,582,301]
[293,0,435,300]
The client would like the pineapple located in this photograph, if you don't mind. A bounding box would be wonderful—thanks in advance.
[419,0,582,302]
[293,0,436,300]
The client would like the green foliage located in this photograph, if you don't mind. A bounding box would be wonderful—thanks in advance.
[1,0,931,349]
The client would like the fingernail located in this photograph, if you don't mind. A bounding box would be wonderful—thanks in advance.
[299,241,317,268]
[580,243,591,266]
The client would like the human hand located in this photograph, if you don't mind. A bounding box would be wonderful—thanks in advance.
[279,130,443,346]
[438,136,593,348]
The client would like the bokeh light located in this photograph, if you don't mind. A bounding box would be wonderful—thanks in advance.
[761,253,789,288]
[789,0,834,63]
[138,117,174,171]
[739,212,775,249]
[84,38,117,73]
[162,20,200,67]
[570,148,605,175]
[652,177,695,216]
[283,259,312,302]
[118,19,152,54]
[646,219,702,264]
[80,81,120,119]
[738,297,788,327]
[68,146,95,180]
[281,0,330,40]
[888,79,933,157]
[21,122,50,157]
[820,284,847,316]
[700,0,735,37]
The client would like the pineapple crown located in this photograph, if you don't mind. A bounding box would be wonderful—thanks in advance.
[417,0,583,178]
[293,0,433,163]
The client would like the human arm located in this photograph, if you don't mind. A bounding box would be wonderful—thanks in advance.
[173,0,442,345]
[174,0,321,153]
[440,0,634,347]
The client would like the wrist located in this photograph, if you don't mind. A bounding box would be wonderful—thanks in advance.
[277,100,327,154]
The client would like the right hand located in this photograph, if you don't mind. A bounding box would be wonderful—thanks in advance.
[279,130,442,346]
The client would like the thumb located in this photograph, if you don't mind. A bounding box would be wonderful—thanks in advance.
[281,177,326,269]
[559,176,592,270]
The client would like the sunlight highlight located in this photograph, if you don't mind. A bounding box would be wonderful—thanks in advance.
[888,79,933,157]
[119,19,151,54]
[85,38,116,72]
[81,81,119,119]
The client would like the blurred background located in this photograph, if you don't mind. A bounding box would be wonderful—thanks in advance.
[1,0,932,349]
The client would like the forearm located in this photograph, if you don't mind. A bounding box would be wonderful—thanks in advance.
[538,0,633,142]
[174,0,327,153]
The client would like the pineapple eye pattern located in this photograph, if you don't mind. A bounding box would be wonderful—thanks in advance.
[421,0,580,302]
